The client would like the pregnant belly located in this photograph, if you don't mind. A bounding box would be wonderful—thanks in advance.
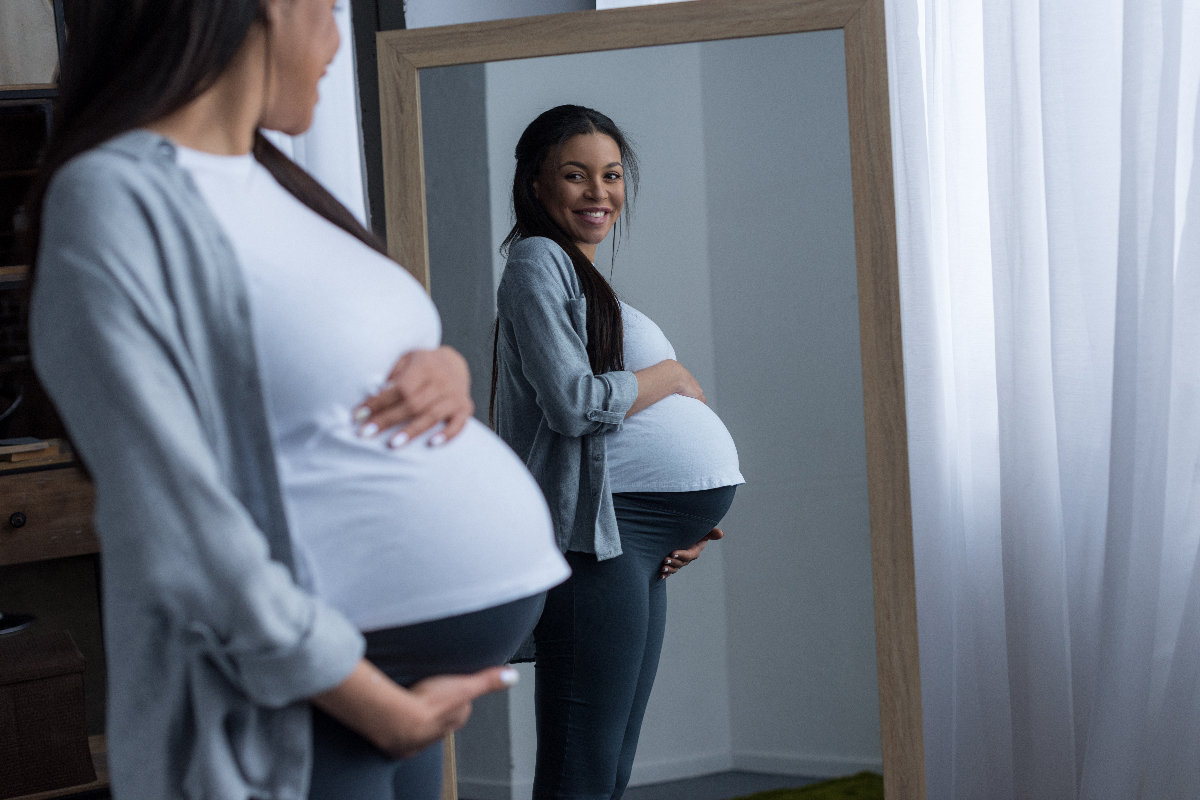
[606,394,744,494]
[279,419,567,631]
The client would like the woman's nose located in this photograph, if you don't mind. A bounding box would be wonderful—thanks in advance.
[584,178,606,199]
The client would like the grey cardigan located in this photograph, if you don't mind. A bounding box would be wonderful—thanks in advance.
[30,131,364,800]
[494,237,638,561]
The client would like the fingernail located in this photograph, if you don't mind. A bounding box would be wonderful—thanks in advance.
[389,431,409,448]
[359,422,379,437]
[429,432,447,447]
[353,407,371,423]
[500,668,520,687]
[661,566,668,573]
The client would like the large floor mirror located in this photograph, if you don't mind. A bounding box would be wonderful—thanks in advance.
[376,2,922,799]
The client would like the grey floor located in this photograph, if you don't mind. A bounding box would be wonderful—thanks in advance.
[621,771,817,800]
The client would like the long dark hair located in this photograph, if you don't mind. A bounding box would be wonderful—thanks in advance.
[490,105,639,425]
[22,0,384,273]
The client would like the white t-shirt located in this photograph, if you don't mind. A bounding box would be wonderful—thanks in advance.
[176,146,569,632]
[605,302,744,493]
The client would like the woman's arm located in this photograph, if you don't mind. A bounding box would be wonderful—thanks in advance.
[312,660,518,758]
[627,359,705,418]
[31,156,364,709]
[497,242,638,437]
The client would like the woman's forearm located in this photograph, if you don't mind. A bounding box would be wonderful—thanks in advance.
[628,360,705,417]
[311,659,516,759]
[311,660,418,756]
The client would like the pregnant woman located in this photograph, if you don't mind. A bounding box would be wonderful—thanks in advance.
[492,105,744,799]
[27,2,567,799]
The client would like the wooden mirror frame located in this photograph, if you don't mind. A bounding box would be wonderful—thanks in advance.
[375,1,924,798]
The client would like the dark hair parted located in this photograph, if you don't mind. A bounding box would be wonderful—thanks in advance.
[23,0,384,273]
[490,105,639,425]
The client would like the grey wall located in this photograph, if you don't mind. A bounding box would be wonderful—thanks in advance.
[421,64,497,420]
[701,32,882,775]
[404,0,591,28]
[419,28,881,800]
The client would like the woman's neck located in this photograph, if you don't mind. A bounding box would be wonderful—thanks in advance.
[145,26,267,155]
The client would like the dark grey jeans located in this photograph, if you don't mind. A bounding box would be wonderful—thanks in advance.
[308,591,547,800]
[532,486,737,800]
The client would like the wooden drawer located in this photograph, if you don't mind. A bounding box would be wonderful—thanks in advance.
[0,468,97,567]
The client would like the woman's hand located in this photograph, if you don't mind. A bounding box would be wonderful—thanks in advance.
[312,659,519,759]
[660,528,724,579]
[355,346,474,447]
[628,359,705,417]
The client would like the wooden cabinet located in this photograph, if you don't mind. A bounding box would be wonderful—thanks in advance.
[0,460,108,800]
[0,464,97,568]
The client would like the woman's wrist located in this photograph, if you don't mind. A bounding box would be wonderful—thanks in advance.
[671,360,692,395]
[311,660,418,753]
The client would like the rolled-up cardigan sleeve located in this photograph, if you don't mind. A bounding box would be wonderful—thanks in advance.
[497,239,637,437]
[31,156,363,710]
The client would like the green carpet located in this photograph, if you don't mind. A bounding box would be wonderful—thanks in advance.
[729,772,883,800]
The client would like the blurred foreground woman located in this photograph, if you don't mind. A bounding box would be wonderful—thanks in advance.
[27,2,568,798]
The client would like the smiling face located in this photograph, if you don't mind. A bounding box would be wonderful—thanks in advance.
[533,132,626,261]
[260,0,341,135]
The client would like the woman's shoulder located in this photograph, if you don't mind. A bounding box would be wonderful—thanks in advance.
[499,236,577,295]
[44,132,189,241]
[39,132,205,293]
[49,130,175,195]
[508,235,566,256]
[505,236,574,273]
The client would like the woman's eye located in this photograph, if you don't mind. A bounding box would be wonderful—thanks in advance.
[605,172,622,181]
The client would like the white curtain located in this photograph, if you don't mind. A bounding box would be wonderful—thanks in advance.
[886,0,1200,797]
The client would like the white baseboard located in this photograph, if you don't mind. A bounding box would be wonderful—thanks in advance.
[627,751,734,787]
[732,750,883,778]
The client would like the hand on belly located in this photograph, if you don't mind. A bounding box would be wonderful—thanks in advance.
[352,345,474,448]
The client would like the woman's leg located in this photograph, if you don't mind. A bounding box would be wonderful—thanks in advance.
[532,486,735,800]
[609,575,666,799]
[608,487,735,798]
[309,707,409,799]
[533,549,651,800]
[309,592,546,800]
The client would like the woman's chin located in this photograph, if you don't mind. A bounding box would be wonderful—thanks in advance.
[573,230,614,250]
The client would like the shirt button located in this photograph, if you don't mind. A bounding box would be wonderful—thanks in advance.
[593,454,602,462]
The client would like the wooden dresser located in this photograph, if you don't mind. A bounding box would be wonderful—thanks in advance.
[0,455,109,799]
[0,457,96,568]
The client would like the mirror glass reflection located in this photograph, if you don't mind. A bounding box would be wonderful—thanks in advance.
[418,29,881,793]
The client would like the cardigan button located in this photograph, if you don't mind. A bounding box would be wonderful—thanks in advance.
[9,512,26,528]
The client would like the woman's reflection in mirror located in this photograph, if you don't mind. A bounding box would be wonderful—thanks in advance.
[491,105,745,799]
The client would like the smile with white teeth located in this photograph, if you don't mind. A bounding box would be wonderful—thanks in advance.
[579,210,607,218]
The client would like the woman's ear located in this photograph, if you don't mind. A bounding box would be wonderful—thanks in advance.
[531,179,540,200]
